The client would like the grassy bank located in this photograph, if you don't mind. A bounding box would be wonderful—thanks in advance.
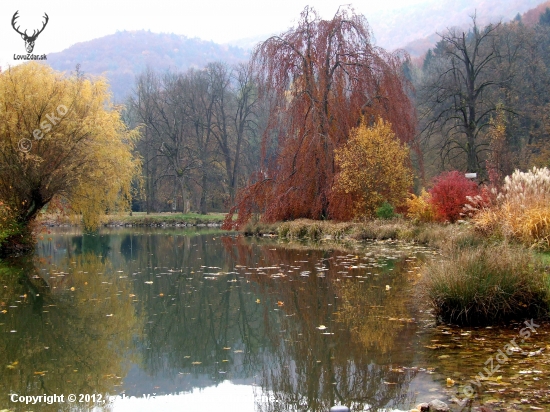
[245,218,481,249]
[39,212,227,227]
[244,218,550,325]
[421,243,550,325]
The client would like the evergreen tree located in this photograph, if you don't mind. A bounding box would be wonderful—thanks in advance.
[540,8,550,26]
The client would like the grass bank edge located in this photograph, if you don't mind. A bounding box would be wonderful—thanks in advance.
[38,212,228,227]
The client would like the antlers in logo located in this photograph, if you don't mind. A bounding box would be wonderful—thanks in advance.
[12,11,49,53]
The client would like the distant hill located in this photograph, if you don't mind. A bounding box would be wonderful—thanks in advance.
[521,0,550,25]
[394,0,544,57]
[225,0,545,56]
[46,31,249,102]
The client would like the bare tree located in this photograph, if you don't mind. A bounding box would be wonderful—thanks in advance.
[419,17,507,174]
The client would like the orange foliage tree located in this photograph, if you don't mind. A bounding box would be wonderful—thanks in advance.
[223,6,417,228]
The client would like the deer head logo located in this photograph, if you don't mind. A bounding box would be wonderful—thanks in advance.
[11,11,49,54]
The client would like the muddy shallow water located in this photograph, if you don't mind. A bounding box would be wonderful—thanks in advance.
[0,228,548,411]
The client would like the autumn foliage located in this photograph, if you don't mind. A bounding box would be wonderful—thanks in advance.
[223,6,416,228]
[332,118,413,219]
[0,63,140,230]
[406,189,437,223]
[473,167,550,249]
[429,171,479,222]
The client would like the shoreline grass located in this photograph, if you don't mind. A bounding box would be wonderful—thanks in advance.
[421,243,550,325]
[244,218,481,249]
[38,212,227,227]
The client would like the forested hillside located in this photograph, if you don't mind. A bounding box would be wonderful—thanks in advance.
[46,31,249,102]
[395,0,543,56]
[415,9,550,180]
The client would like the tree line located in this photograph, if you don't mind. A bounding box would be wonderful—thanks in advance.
[127,63,262,214]
[415,11,550,182]
[129,7,550,222]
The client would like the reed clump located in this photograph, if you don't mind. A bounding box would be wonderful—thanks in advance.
[421,243,550,325]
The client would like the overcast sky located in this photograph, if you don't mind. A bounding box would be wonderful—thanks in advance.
[0,0,432,68]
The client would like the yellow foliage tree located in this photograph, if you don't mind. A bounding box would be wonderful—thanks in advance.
[333,117,413,218]
[0,63,140,231]
[406,189,437,223]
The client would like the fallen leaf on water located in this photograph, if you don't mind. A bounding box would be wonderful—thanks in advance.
[256,299,260,304]
[446,377,455,386]
[277,301,284,306]
[6,361,18,370]
[526,348,544,357]
[317,325,327,330]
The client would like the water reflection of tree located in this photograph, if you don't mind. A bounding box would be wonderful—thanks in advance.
[30,229,423,409]
[126,232,275,387]
[0,254,138,411]
[223,236,421,411]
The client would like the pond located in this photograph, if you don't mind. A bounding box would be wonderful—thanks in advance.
[0,228,548,411]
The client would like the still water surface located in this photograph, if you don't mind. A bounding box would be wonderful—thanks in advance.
[0,228,548,411]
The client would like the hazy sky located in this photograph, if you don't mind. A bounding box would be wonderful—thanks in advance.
[0,0,430,67]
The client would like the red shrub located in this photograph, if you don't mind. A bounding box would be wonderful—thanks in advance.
[429,171,479,223]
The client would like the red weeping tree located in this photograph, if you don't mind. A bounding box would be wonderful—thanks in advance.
[223,6,418,229]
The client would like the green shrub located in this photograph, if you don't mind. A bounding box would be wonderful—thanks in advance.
[376,201,395,219]
[422,243,549,325]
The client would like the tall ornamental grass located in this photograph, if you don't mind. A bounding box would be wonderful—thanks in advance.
[473,167,550,250]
